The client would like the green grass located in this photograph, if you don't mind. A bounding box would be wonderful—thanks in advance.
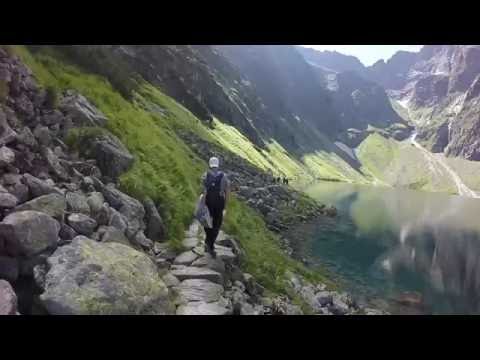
[14,45,330,297]
[357,133,399,181]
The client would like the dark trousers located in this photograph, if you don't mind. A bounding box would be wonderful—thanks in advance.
[204,203,224,250]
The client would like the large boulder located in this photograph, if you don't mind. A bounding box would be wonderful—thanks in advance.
[39,238,174,315]
[0,280,18,315]
[94,181,145,236]
[143,197,166,242]
[59,90,108,127]
[67,213,97,236]
[15,193,66,221]
[0,211,60,257]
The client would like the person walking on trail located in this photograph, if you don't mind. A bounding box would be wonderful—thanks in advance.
[201,156,230,258]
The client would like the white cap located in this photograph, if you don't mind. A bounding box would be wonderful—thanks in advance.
[209,157,219,168]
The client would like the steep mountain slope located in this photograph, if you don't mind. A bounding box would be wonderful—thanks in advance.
[368,45,480,162]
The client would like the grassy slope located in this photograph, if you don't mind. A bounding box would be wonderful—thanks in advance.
[14,45,330,295]
[357,133,458,193]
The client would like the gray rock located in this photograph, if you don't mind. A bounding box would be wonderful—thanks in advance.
[176,301,231,315]
[315,291,333,307]
[162,273,180,288]
[33,125,51,147]
[17,127,37,148]
[171,266,223,285]
[182,236,198,249]
[33,264,47,292]
[15,193,66,221]
[93,203,110,226]
[174,279,224,304]
[23,173,62,198]
[155,258,170,269]
[143,197,166,242]
[0,256,19,282]
[67,213,97,236]
[101,226,130,246]
[80,176,95,192]
[329,297,350,315]
[243,273,263,296]
[40,238,174,315]
[0,110,17,147]
[108,208,128,235]
[214,245,237,264]
[173,251,199,266]
[42,110,63,126]
[66,192,90,215]
[0,146,15,167]
[131,231,153,251]
[0,211,60,257]
[0,280,18,315]
[191,255,226,275]
[44,148,69,181]
[95,182,145,235]
[0,192,18,208]
[59,223,77,242]
[60,91,108,127]
[87,192,104,213]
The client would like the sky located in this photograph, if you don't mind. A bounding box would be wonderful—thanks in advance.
[301,45,423,66]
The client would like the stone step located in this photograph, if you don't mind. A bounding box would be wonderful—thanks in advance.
[182,237,198,250]
[170,266,223,285]
[176,300,231,315]
[173,279,224,304]
[173,251,199,266]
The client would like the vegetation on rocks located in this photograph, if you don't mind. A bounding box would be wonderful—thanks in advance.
[12,45,329,299]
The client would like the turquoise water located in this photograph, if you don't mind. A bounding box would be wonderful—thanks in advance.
[294,182,480,314]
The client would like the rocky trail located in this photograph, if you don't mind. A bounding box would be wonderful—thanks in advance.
[0,47,382,315]
[410,133,479,198]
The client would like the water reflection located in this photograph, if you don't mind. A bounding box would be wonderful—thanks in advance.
[301,182,480,314]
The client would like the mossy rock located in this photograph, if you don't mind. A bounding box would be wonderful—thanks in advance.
[40,238,175,314]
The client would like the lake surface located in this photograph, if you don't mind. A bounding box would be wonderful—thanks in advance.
[293,181,480,314]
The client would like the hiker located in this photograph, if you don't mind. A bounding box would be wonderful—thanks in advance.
[201,156,230,258]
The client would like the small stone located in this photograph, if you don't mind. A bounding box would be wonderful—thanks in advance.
[101,226,130,246]
[67,213,97,236]
[0,192,18,208]
[0,280,18,315]
[0,146,15,167]
[59,223,77,242]
[33,124,51,147]
[131,231,153,251]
